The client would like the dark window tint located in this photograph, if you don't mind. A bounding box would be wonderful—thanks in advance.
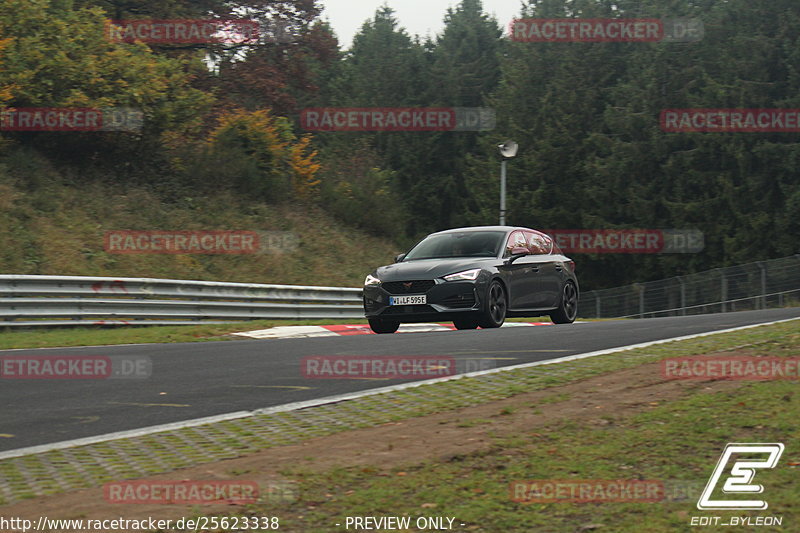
[404,231,506,260]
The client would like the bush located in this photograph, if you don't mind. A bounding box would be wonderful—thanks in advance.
[317,141,405,236]
[202,109,320,203]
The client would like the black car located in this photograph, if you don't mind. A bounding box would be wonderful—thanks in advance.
[363,226,579,333]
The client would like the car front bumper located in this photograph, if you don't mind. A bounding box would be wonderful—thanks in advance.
[363,279,487,322]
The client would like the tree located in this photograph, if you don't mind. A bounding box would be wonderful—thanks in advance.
[463,0,800,289]
[325,2,504,234]
[316,6,432,233]
[419,0,504,230]
[0,0,212,170]
[215,20,340,117]
[203,108,321,202]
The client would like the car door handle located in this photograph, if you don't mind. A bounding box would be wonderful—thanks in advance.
[555,265,563,272]
[529,266,540,273]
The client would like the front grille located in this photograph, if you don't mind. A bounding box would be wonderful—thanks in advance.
[382,280,435,295]
[440,292,476,309]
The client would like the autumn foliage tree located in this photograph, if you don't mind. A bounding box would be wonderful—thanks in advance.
[214,21,340,117]
[72,0,332,117]
[204,109,320,202]
[0,0,213,171]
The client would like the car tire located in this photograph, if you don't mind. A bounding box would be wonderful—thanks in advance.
[477,280,506,328]
[368,318,400,334]
[453,317,479,330]
[550,281,578,324]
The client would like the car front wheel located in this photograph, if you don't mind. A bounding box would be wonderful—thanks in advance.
[478,280,506,328]
[550,282,578,324]
[368,318,400,334]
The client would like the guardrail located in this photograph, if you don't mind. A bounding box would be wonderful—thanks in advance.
[4,255,798,327]
[0,275,364,327]
[579,254,800,319]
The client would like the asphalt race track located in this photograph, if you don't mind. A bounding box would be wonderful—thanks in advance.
[1,308,799,452]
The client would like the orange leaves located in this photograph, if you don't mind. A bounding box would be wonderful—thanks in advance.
[289,135,321,201]
[208,108,320,202]
[0,34,16,106]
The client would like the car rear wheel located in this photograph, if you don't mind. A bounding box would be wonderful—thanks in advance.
[368,318,400,334]
[453,317,479,330]
[550,281,578,324]
[478,280,506,328]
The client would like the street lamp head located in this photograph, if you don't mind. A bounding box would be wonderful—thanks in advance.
[498,140,518,158]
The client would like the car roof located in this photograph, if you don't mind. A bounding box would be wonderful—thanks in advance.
[431,225,545,236]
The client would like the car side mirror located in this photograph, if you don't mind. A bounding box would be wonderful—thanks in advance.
[395,253,406,263]
[505,247,529,264]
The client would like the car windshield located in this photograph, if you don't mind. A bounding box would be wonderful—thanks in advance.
[403,231,506,260]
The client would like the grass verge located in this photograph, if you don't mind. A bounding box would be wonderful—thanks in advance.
[197,321,799,533]
[0,317,598,350]
[1,320,795,524]
[0,319,360,350]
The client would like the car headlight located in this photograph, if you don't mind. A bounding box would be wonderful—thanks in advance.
[364,273,381,286]
[443,268,482,282]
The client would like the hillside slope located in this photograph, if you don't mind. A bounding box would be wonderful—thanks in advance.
[0,164,402,288]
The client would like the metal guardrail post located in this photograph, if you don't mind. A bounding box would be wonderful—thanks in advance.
[678,276,686,316]
[758,262,767,310]
[720,270,727,313]
[635,283,645,318]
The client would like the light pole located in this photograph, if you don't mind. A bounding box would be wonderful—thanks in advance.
[498,140,518,225]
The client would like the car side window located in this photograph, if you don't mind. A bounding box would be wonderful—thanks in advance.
[504,231,527,257]
[523,231,538,254]
[541,234,554,254]
[528,232,553,255]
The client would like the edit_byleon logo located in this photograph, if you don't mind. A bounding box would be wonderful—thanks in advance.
[697,443,784,511]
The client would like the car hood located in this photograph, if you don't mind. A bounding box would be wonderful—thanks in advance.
[375,258,498,281]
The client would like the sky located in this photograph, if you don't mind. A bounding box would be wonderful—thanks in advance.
[317,0,522,48]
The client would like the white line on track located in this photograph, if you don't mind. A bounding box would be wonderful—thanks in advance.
[0,316,797,460]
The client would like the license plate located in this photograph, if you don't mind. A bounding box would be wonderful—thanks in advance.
[389,295,427,306]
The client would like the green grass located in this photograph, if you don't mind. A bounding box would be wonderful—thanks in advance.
[0,317,608,350]
[203,322,800,533]
[276,379,797,533]
[0,168,402,288]
[0,163,412,352]
[455,418,493,428]
[1,320,796,515]
[0,319,362,350]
